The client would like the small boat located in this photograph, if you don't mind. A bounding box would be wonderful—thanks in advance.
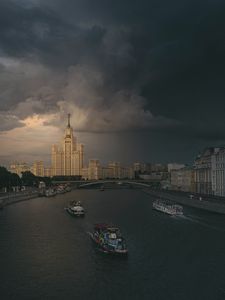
[153,199,183,216]
[45,188,56,197]
[65,201,85,217]
[89,223,128,255]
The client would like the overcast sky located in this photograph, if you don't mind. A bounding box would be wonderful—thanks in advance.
[0,0,225,166]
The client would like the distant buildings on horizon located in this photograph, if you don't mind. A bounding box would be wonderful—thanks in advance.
[7,116,225,197]
[9,115,134,181]
[169,147,225,197]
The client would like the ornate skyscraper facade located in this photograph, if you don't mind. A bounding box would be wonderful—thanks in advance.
[51,115,84,176]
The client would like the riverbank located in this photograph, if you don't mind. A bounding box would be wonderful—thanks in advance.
[0,191,39,208]
[144,189,225,214]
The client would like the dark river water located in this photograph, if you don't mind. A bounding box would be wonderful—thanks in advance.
[1,189,225,300]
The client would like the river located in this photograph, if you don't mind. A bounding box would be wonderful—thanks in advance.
[0,189,225,300]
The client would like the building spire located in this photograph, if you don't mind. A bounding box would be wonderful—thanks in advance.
[67,113,71,128]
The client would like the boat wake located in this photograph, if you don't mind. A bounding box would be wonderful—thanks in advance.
[171,214,187,220]
[178,214,225,232]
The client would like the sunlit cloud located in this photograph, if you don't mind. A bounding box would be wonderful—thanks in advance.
[21,114,55,128]
[0,113,62,164]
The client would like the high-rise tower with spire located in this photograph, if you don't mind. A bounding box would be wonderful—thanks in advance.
[51,114,84,176]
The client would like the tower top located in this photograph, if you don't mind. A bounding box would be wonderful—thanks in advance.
[65,113,74,138]
[67,113,71,128]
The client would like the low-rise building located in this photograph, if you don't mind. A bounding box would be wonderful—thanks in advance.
[193,147,215,194]
[168,163,186,173]
[108,162,122,179]
[139,173,163,180]
[81,160,134,180]
[88,159,101,180]
[108,162,134,179]
[150,163,168,173]
[101,167,114,179]
[81,167,89,180]
[9,162,30,177]
[171,166,195,192]
[133,162,146,174]
[211,147,225,196]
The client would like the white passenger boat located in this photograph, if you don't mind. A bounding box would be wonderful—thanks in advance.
[65,201,85,217]
[153,199,183,216]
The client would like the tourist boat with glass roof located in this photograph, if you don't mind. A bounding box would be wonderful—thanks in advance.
[153,199,183,216]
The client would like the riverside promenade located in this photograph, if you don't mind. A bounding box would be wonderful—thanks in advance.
[0,190,39,208]
[145,189,225,215]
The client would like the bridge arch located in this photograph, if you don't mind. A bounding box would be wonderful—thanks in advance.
[78,180,151,188]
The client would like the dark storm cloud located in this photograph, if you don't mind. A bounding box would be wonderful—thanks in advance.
[0,0,225,157]
[0,1,91,64]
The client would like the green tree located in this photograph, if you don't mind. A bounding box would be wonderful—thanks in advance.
[21,171,37,186]
[0,166,10,189]
[0,167,22,190]
[10,173,21,187]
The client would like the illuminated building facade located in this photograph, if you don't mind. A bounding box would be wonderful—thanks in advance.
[31,161,44,177]
[51,114,84,176]
[9,162,30,177]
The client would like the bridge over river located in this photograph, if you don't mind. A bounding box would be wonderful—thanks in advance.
[52,179,160,189]
[53,179,225,214]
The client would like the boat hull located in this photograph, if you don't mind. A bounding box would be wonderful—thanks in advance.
[153,204,183,216]
[65,208,85,217]
[153,207,182,216]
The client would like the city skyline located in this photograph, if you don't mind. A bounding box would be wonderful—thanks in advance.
[0,0,225,166]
